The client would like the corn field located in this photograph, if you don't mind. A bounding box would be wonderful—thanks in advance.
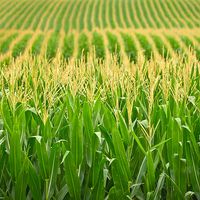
[0,0,200,199]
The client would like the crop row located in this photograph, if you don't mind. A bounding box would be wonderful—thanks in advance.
[0,30,200,62]
[0,0,199,32]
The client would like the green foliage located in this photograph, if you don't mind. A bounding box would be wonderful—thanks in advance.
[23,1,46,29]
[195,36,200,43]
[121,0,130,28]
[0,33,18,54]
[0,56,200,199]
[15,1,36,29]
[94,0,101,28]
[109,0,115,29]
[115,0,123,28]
[184,0,200,27]
[166,35,183,54]
[55,1,69,32]
[102,0,107,28]
[151,34,169,59]
[180,35,200,61]
[127,0,139,28]
[86,0,94,31]
[158,0,176,27]
[170,0,192,28]
[46,32,59,60]
[136,33,153,60]
[7,1,31,29]
[64,1,75,32]
[78,33,89,60]
[12,34,31,58]
[178,0,198,27]
[164,0,184,28]
[31,34,44,56]
[0,0,199,31]
[0,2,23,29]
[121,33,137,63]
[135,0,146,28]
[32,1,50,30]
[71,1,81,30]
[146,0,161,28]
[180,35,193,48]
[0,1,13,19]
[62,34,74,60]
[48,2,63,31]
[40,1,57,31]
[140,0,154,28]
[79,1,87,31]
[92,32,105,60]
[152,0,170,28]
[107,32,121,61]
[0,0,200,197]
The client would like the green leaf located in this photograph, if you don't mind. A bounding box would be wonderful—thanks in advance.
[47,143,61,199]
[70,112,83,167]
[35,137,49,179]
[131,157,147,197]
[132,131,147,156]
[83,102,94,167]
[15,156,28,200]
[55,184,68,200]
[63,151,81,200]
[27,159,42,200]
[118,111,130,145]
[146,151,155,191]
[153,173,165,200]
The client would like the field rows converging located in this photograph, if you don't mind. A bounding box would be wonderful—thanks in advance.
[0,0,200,32]
[0,29,200,63]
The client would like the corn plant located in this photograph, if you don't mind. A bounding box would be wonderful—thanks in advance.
[121,32,137,63]
[151,34,169,59]
[23,0,46,30]
[79,1,87,31]
[134,0,146,28]
[140,0,154,28]
[64,1,75,33]
[46,32,59,60]
[166,35,183,55]
[0,54,200,199]
[77,33,89,60]
[40,1,57,31]
[109,0,115,29]
[32,2,50,30]
[146,0,161,28]
[101,0,107,28]
[71,1,81,30]
[12,34,31,58]
[0,33,18,54]
[55,1,69,32]
[62,34,74,61]
[136,33,153,60]
[107,32,121,62]
[92,32,105,60]
[152,0,169,28]
[86,0,94,31]
[31,34,44,56]
[94,0,101,28]
[127,0,139,28]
